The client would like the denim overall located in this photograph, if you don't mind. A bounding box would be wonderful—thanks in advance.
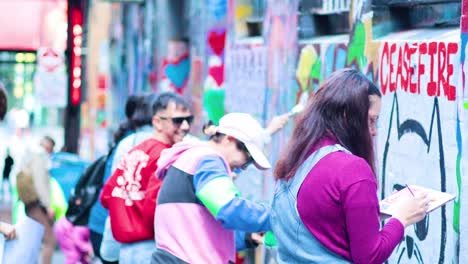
[271,144,352,263]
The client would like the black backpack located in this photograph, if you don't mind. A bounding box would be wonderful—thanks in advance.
[65,148,114,226]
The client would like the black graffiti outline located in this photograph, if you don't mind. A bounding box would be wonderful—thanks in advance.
[396,235,424,263]
[381,93,447,264]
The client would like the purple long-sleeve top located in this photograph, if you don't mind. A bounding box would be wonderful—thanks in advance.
[296,138,404,264]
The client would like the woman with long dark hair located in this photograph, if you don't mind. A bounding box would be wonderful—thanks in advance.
[271,69,430,263]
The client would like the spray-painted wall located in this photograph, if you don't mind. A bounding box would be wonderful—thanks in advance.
[86,1,466,261]
[377,35,461,264]
[288,0,465,263]
[458,1,468,263]
[175,0,464,263]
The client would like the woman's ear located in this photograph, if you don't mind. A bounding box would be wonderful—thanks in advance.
[225,135,237,143]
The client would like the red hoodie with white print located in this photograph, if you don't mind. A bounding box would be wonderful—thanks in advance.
[100,138,169,243]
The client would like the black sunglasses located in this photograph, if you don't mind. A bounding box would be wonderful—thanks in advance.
[235,140,253,169]
[159,115,194,126]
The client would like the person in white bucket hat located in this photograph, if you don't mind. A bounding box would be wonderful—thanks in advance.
[151,113,275,264]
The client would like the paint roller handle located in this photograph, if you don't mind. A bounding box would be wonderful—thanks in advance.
[392,191,431,228]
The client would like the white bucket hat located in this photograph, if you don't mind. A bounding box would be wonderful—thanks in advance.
[217,113,271,170]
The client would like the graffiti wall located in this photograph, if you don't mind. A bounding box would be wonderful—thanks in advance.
[286,0,466,262]
[293,7,464,264]
[262,0,299,198]
[378,37,461,264]
[91,1,466,261]
[203,0,228,124]
[224,0,268,120]
[458,1,468,263]
[225,43,268,121]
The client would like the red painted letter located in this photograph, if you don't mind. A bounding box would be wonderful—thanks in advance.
[436,43,447,98]
[380,42,389,95]
[418,43,427,95]
[427,42,438,97]
[390,43,397,92]
[397,46,407,91]
[445,43,458,101]
[408,43,418,93]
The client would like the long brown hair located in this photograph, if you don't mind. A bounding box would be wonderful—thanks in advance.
[274,68,381,180]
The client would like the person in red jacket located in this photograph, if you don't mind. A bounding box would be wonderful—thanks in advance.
[100,92,193,264]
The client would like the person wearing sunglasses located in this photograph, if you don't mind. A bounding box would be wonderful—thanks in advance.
[100,92,193,264]
[151,113,273,264]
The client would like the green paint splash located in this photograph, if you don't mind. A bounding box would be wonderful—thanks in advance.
[347,22,367,69]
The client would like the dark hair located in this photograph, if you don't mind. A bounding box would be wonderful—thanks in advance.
[275,68,381,180]
[132,93,158,127]
[152,92,191,116]
[125,95,142,119]
[202,120,224,142]
[368,80,382,98]
[0,81,7,121]
[42,136,56,148]
[113,94,155,144]
[170,37,190,45]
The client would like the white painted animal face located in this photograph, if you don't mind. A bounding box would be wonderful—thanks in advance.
[378,94,458,264]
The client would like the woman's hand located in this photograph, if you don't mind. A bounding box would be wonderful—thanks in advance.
[0,222,17,240]
[392,191,431,227]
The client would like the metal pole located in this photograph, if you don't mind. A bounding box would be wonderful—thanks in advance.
[64,0,85,153]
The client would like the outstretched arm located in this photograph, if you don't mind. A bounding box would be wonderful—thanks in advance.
[194,156,271,232]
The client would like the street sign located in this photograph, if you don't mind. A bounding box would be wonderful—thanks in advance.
[37,48,63,72]
[33,47,67,107]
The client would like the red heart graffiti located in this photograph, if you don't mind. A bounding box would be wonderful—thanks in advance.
[207,30,226,56]
[208,64,224,86]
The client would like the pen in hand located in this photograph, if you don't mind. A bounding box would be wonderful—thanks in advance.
[405,184,415,197]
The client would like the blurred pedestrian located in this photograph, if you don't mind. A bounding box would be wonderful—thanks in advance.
[40,135,55,155]
[16,135,57,264]
[1,147,14,202]
[54,217,93,264]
